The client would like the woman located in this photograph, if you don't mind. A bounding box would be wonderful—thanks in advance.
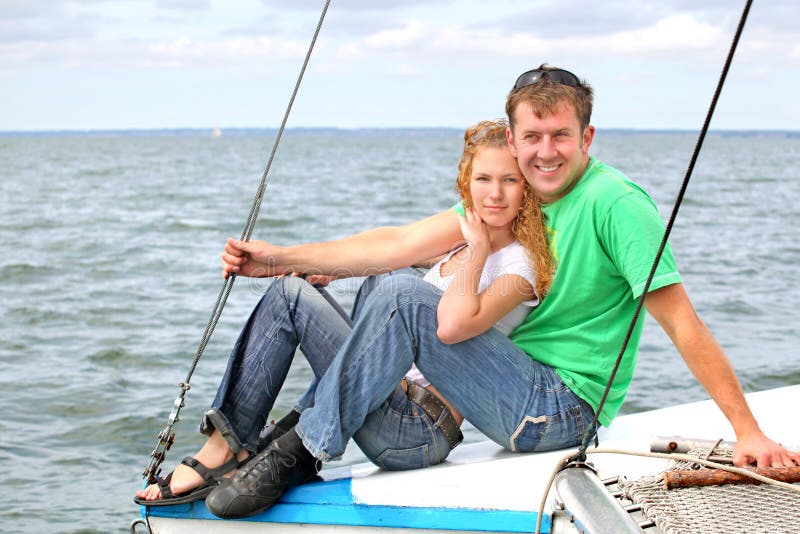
[135,119,553,506]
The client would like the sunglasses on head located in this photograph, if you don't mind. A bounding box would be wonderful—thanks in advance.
[513,68,581,91]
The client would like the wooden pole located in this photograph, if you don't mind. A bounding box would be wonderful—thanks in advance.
[664,466,800,489]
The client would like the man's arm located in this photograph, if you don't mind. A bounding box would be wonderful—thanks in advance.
[644,283,800,467]
[222,209,464,279]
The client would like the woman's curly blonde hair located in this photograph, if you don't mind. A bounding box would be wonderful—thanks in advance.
[455,119,554,297]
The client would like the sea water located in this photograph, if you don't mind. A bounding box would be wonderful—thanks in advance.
[1,129,798,532]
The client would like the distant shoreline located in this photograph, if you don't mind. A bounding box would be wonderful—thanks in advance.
[1,127,798,138]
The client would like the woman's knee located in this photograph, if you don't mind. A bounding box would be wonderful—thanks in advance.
[374,273,438,303]
[352,274,390,321]
[252,277,303,319]
[249,277,318,328]
[270,275,311,298]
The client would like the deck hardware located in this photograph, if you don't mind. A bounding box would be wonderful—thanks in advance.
[553,466,642,534]
[130,518,151,534]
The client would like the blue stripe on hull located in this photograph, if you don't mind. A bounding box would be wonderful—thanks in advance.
[144,477,549,532]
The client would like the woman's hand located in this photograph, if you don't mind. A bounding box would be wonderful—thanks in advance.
[458,207,491,256]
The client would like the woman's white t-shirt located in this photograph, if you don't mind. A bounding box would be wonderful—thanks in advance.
[405,240,538,387]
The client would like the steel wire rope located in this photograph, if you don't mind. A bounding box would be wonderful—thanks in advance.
[142,0,331,483]
[572,0,754,462]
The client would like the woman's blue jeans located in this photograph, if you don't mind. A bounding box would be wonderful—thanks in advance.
[200,274,453,470]
[295,273,595,461]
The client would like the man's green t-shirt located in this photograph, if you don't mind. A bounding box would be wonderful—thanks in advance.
[455,157,681,426]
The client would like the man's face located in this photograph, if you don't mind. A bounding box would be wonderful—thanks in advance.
[506,101,595,203]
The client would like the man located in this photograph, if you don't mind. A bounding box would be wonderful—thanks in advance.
[205,65,798,519]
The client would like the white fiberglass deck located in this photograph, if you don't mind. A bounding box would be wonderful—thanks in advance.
[142,385,800,533]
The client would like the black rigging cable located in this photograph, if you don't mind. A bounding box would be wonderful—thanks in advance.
[570,0,755,463]
[142,0,331,484]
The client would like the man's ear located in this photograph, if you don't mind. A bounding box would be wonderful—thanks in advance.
[581,125,595,152]
[506,126,518,158]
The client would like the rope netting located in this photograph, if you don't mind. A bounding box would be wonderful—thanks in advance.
[621,447,800,533]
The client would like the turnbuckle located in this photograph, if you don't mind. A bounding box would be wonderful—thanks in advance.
[141,382,191,483]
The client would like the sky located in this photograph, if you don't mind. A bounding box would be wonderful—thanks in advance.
[1,0,798,132]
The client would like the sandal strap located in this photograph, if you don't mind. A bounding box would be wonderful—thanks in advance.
[154,472,175,499]
[179,455,240,484]
[237,450,254,468]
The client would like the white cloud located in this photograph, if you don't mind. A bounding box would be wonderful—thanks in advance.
[0,10,763,75]
[156,0,212,10]
[364,20,427,51]
[394,63,423,77]
[0,40,97,68]
[434,29,552,58]
[603,15,723,55]
[143,36,307,67]
[334,42,364,61]
[323,14,727,69]
[258,0,447,11]
[0,33,309,70]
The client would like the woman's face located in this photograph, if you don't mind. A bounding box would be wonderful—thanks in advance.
[469,146,526,229]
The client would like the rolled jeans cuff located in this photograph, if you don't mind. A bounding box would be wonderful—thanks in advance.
[294,423,335,462]
[200,407,249,454]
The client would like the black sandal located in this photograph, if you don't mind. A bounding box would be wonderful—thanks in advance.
[134,454,240,507]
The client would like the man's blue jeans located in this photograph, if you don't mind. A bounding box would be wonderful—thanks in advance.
[297,273,595,461]
[200,275,453,470]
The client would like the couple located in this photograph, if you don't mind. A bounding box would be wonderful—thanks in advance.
[136,118,556,512]
[137,65,798,518]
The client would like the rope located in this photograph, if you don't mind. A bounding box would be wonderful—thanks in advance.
[573,0,755,459]
[142,0,331,483]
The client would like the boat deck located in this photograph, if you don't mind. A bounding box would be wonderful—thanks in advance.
[141,385,800,533]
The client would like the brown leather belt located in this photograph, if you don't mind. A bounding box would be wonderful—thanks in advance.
[404,380,463,450]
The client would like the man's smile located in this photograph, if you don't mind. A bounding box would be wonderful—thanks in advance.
[535,164,560,173]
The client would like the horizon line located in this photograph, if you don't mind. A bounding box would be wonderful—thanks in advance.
[2,126,799,137]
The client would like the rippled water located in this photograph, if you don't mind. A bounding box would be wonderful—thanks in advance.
[1,130,798,532]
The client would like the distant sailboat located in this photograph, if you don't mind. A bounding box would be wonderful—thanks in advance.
[212,127,222,139]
